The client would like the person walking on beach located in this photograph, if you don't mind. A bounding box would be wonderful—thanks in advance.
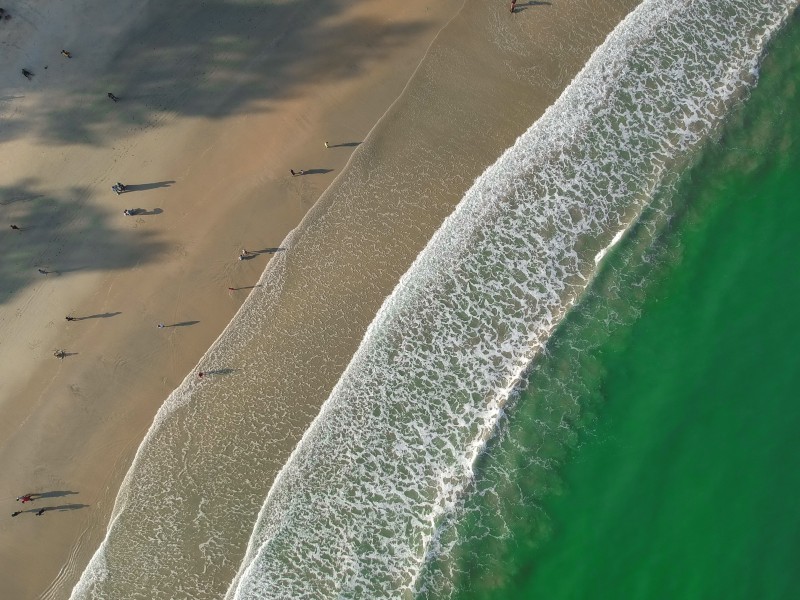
[324,141,329,149]
[108,92,119,102]
[290,169,297,177]
[10,224,20,230]
[510,0,516,13]
[61,50,72,58]
[157,323,165,329]
[38,268,49,275]
[197,371,204,378]
[21,69,33,80]
[16,495,32,503]
[65,316,76,321]
[36,508,46,516]
[11,511,22,517]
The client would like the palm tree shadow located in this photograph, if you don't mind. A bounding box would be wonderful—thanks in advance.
[0,182,169,307]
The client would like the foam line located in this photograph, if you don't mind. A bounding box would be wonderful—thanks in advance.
[223,1,796,598]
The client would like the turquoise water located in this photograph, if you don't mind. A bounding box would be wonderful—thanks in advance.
[439,10,800,600]
[70,2,798,598]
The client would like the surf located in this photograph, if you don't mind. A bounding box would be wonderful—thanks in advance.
[222,1,797,598]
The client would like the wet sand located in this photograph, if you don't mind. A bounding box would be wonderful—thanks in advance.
[0,0,461,597]
[0,0,640,597]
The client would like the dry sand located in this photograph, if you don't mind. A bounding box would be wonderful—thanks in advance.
[0,0,642,597]
[0,0,461,597]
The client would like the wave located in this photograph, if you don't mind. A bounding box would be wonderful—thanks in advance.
[222,1,796,598]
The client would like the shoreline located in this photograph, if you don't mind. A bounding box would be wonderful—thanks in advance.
[0,0,462,597]
[1,0,644,597]
[64,0,642,598]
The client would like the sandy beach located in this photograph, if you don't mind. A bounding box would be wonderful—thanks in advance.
[0,0,461,596]
[1,0,638,597]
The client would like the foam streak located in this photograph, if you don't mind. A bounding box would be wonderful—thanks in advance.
[225,1,796,598]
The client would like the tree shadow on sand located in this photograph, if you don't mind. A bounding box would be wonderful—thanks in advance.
[4,0,434,146]
[0,181,168,306]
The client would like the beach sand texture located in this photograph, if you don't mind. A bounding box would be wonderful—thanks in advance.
[1,0,636,598]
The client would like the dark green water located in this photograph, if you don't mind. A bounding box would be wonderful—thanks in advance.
[428,12,800,600]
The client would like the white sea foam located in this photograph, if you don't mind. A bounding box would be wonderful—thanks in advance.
[595,228,627,264]
[221,1,797,598]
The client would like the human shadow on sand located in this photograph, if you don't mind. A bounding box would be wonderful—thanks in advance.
[516,1,552,12]
[25,504,89,515]
[164,320,200,328]
[203,368,236,376]
[49,503,90,512]
[122,181,174,193]
[25,490,79,500]
[328,141,361,148]
[73,312,121,320]
[298,168,334,176]
[253,247,286,254]
[131,208,163,216]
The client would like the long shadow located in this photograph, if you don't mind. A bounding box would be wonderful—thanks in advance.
[329,141,361,148]
[49,503,90,512]
[228,285,262,291]
[132,208,163,216]
[73,312,122,320]
[299,168,334,176]
[2,0,432,145]
[122,181,175,193]
[27,490,79,500]
[165,320,200,328]
[204,368,236,376]
[0,181,168,306]
[23,504,90,515]
[517,1,553,11]
[253,247,286,254]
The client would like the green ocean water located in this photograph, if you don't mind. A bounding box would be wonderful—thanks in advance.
[431,11,800,600]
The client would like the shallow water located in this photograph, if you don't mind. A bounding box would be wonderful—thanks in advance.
[224,1,796,598]
[435,9,800,599]
[69,1,799,598]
